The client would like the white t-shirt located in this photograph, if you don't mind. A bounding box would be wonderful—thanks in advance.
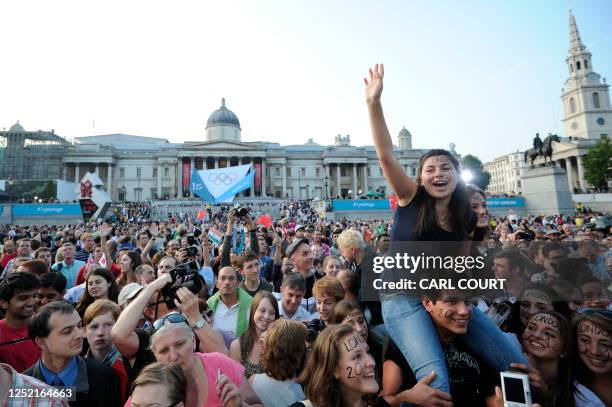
[252,374,304,407]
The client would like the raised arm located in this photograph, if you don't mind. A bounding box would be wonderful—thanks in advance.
[98,223,114,267]
[365,64,418,206]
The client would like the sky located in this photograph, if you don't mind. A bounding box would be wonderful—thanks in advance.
[1,0,611,162]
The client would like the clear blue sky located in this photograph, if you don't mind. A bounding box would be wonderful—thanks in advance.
[1,0,610,162]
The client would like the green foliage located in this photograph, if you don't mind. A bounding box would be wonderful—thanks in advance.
[462,154,491,190]
[582,136,612,192]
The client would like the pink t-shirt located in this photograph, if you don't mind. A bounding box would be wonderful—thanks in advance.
[124,352,244,407]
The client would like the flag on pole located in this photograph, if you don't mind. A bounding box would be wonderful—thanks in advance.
[207,227,223,246]
[190,165,255,204]
[257,214,273,228]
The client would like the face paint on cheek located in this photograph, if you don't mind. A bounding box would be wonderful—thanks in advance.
[346,362,364,380]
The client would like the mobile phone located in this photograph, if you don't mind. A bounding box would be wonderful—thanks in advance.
[500,372,532,407]
[217,367,221,384]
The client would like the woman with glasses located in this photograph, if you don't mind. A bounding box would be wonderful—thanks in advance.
[572,309,612,406]
[149,313,261,406]
[229,291,279,379]
[130,362,186,407]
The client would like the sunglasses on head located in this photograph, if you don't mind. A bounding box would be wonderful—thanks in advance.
[577,308,612,318]
[153,313,188,332]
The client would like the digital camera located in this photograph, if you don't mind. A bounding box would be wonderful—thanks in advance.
[235,207,248,217]
[160,260,204,308]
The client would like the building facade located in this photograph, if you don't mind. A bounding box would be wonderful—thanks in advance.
[38,100,436,202]
[484,152,527,195]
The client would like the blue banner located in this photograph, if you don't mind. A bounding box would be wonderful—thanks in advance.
[486,197,525,208]
[332,200,391,211]
[12,204,82,217]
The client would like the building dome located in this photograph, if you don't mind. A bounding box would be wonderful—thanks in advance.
[9,121,25,133]
[206,98,241,129]
[398,126,411,138]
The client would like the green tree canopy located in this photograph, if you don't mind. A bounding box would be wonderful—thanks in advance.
[582,135,612,192]
[461,154,491,190]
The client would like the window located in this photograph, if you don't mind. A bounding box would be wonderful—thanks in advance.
[119,168,125,178]
[301,167,306,177]
[570,97,576,114]
[153,168,158,177]
[316,168,320,177]
[341,167,346,177]
[151,188,157,199]
[593,92,600,109]
[412,167,416,176]
[367,167,371,176]
[164,167,169,177]
[584,60,588,69]
[275,167,280,176]
[134,188,143,201]
[576,61,581,70]
[286,167,292,177]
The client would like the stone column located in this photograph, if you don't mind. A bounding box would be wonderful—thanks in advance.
[261,159,266,197]
[352,164,358,198]
[74,163,80,183]
[63,165,68,181]
[282,163,287,198]
[250,159,255,197]
[325,165,331,199]
[336,164,341,198]
[157,161,162,199]
[189,157,195,197]
[565,157,575,193]
[94,163,99,175]
[576,155,587,192]
[177,159,183,198]
[363,164,368,193]
[107,164,113,199]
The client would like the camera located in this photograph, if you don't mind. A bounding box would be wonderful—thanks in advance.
[235,207,248,217]
[187,246,198,258]
[500,371,532,406]
[160,260,204,308]
[304,318,325,343]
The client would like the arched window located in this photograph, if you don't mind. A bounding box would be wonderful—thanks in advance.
[570,97,576,113]
[576,61,581,70]
[584,60,588,69]
[593,92,600,108]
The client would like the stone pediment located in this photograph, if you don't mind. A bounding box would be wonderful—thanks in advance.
[182,140,258,151]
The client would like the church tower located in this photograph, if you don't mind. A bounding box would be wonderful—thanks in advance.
[561,8,612,139]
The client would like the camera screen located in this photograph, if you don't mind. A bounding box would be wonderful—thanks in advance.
[503,377,526,403]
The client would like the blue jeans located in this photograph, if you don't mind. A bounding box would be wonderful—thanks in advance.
[381,293,527,394]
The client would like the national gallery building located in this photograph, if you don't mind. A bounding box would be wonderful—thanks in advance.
[9,99,439,202]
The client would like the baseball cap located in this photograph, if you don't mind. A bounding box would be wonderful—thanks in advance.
[285,238,310,258]
[118,283,144,307]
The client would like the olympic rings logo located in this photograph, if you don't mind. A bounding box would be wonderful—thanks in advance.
[208,172,237,185]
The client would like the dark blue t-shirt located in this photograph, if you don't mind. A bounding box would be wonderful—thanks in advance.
[390,189,477,241]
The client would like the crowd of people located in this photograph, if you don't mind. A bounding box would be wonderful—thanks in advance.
[0,65,610,407]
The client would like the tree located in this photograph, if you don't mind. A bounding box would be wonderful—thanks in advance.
[582,135,612,192]
[461,154,491,190]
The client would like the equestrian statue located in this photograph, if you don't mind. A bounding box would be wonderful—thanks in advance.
[524,133,561,168]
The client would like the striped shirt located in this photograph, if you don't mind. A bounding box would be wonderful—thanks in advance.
[1,363,69,407]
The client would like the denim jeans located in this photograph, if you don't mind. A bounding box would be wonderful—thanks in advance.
[381,293,527,394]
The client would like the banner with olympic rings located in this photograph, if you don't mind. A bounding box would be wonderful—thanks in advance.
[190,164,255,204]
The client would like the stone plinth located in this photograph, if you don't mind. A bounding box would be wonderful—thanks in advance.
[522,166,574,215]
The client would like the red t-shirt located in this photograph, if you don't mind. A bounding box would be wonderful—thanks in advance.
[0,252,17,269]
[0,319,41,372]
[75,263,121,285]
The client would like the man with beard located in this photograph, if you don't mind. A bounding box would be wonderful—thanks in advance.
[0,237,17,270]
[0,272,42,372]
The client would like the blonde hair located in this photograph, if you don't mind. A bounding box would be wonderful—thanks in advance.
[336,230,365,251]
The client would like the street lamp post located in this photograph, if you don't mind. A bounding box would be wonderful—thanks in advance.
[324,176,329,200]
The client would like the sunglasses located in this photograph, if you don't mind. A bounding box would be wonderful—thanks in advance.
[153,313,188,332]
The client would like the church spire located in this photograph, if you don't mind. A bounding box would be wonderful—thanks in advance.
[568,7,586,56]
